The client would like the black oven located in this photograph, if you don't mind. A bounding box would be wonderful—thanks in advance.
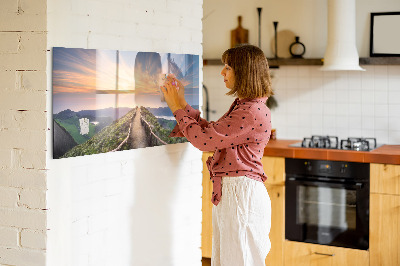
[285,158,369,250]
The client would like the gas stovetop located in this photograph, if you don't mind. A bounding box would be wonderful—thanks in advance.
[289,135,382,151]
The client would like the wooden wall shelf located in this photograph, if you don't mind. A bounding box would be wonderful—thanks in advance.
[203,57,400,67]
[359,57,400,65]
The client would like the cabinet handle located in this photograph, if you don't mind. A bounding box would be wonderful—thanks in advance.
[314,252,335,257]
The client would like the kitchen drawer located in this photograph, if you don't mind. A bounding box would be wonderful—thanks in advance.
[284,240,369,266]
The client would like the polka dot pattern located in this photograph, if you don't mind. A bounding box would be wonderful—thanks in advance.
[170,97,272,206]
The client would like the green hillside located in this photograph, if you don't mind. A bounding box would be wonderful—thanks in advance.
[55,116,96,144]
[140,107,187,145]
[62,108,136,158]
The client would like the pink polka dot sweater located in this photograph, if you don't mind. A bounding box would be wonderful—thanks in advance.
[170,97,272,206]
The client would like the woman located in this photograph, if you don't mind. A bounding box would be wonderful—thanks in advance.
[161,44,273,266]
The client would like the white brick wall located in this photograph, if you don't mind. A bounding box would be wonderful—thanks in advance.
[0,0,48,265]
[46,1,203,266]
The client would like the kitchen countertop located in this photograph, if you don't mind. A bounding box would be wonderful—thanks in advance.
[263,139,400,165]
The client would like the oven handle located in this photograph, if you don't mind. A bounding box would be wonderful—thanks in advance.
[286,177,364,189]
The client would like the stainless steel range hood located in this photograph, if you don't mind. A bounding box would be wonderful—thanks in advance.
[320,0,365,71]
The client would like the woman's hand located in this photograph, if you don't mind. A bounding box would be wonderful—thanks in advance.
[167,75,187,108]
[161,77,184,113]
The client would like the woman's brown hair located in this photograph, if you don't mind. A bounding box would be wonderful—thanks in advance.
[221,44,273,99]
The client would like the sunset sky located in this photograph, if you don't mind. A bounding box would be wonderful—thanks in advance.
[52,47,199,114]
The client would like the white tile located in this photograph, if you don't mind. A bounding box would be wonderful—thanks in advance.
[374,78,388,92]
[348,90,362,103]
[374,90,388,104]
[323,87,336,103]
[388,65,400,76]
[322,70,335,78]
[374,130,389,144]
[310,77,324,90]
[311,87,323,101]
[388,91,400,104]
[361,74,374,91]
[336,103,349,116]
[311,114,324,129]
[374,65,388,78]
[311,102,324,113]
[298,77,311,89]
[375,104,389,117]
[389,104,400,117]
[362,116,375,130]
[362,129,375,138]
[336,90,349,104]
[336,128,349,140]
[361,90,374,104]
[388,131,400,144]
[323,127,337,135]
[298,67,311,78]
[349,128,362,137]
[335,72,349,90]
[297,102,312,115]
[348,103,362,116]
[348,77,362,91]
[388,117,400,131]
[323,103,336,115]
[374,117,389,130]
[273,67,287,78]
[311,127,324,136]
[388,76,400,91]
[348,116,362,129]
[362,65,375,74]
[286,77,299,89]
[361,103,374,116]
[273,76,287,90]
[336,115,348,128]
[285,66,298,77]
[323,115,336,129]
[310,67,324,77]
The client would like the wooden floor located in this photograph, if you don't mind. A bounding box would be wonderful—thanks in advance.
[202,257,211,266]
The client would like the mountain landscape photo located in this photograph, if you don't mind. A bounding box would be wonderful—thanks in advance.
[52,47,199,159]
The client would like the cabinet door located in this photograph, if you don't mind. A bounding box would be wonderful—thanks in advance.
[202,152,213,258]
[370,163,400,195]
[265,184,284,266]
[284,241,369,266]
[370,193,400,266]
[262,156,285,186]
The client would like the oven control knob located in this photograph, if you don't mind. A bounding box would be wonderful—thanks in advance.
[304,162,312,171]
[340,164,347,174]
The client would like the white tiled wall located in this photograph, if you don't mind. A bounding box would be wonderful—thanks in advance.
[203,65,400,145]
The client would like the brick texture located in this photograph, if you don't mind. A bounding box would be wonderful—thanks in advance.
[0,0,47,264]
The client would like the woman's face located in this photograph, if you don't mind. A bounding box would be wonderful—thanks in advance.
[220,64,235,89]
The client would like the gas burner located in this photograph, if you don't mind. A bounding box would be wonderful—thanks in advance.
[290,136,380,151]
[301,135,339,149]
[340,137,377,151]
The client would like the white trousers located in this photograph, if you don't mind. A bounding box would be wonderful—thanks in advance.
[212,176,271,266]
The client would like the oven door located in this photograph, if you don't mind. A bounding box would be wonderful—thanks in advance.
[285,177,369,250]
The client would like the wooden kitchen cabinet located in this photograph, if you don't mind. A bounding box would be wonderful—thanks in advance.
[201,154,286,265]
[202,152,213,258]
[284,241,369,266]
[370,163,400,195]
[370,163,400,266]
[262,156,285,266]
[264,184,285,266]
